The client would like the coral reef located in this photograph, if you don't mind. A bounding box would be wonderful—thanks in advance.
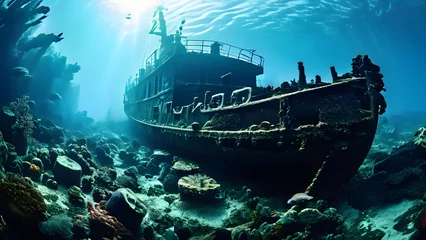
[0,96,36,155]
[178,173,223,203]
[0,173,46,224]
[88,201,132,240]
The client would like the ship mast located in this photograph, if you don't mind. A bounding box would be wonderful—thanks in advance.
[158,8,167,48]
[150,6,172,54]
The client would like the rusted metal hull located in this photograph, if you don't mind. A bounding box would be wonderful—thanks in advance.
[125,78,380,190]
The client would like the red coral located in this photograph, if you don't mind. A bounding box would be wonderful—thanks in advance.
[87,202,132,239]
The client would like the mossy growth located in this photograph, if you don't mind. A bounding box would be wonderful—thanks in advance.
[0,173,46,217]
[203,114,241,130]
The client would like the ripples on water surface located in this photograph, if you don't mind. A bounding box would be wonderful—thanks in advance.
[44,0,426,118]
[99,0,425,36]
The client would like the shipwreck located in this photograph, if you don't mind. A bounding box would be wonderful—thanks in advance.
[123,8,387,190]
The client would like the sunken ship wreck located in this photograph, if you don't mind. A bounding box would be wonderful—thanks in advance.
[124,8,387,189]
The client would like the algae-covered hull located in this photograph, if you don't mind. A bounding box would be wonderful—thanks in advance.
[125,77,381,189]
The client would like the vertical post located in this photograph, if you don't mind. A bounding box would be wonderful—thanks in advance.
[366,73,378,120]
[298,62,307,90]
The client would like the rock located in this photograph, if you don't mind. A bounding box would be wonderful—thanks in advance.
[81,176,93,193]
[171,157,200,173]
[46,179,58,190]
[131,139,141,150]
[22,161,42,179]
[52,155,82,187]
[94,146,114,165]
[67,185,85,206]
[209,228,232,239]
[374,143,426,176]
[34,118,65,144]
[298,208,324,225]
[118,150,138,165]
[41,173,53,185]
[49,147,64,167]
[116,174,140,193]
[37,147,50,169]
[31,157,43,171]
[143,226,155,240]
[393,200,426,234]
[174,225,192,240]
[158,162,171,182]
[224,206,253,228]
[123,166,138,179]
[150,149,173,165]
[93,167,117,191]
[164,227,179,240]
[384,167,422,189]
[76,138,87,146]
[105,188,147,233]
[348,228,385,240]
[92,188,111,202]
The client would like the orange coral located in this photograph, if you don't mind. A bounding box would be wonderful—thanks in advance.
[23,161,41,178]
[88,201,132,239]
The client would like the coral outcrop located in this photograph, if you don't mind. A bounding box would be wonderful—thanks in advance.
[177,173,223,203]
[0,173,46,219]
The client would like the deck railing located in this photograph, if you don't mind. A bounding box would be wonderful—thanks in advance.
[143,39,264,77]
[182,39,264,66]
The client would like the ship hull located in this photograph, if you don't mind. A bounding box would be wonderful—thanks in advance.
[127,116,377,188]
[125,78,380,191]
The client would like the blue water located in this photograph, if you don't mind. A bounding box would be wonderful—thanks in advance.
[39,0,426,120]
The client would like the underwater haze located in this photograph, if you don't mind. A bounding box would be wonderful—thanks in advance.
[37,0,426,121]
[3,0,426,239]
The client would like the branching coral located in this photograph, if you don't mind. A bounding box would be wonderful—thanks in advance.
[88,201,132,239]
[8,95,36,144]
[0,173,46,218]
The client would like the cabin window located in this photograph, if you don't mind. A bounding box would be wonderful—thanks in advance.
[153,106,160,122]
[165,102,172,114]
[148,81,152,98]
[154,76,159,95]
[159,75,163,92]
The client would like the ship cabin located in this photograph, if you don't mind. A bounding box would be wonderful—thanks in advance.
[124,39,265,126]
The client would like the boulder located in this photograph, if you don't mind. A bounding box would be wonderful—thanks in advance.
[52,156,82,187]
[105,188,147,233]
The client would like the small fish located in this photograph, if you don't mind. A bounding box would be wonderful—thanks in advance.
[287,192,313,205]
[126,13,131,19]
[49,93,62,101]
[181,20,186,25]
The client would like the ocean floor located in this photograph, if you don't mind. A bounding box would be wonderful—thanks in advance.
[0,117,425,240]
